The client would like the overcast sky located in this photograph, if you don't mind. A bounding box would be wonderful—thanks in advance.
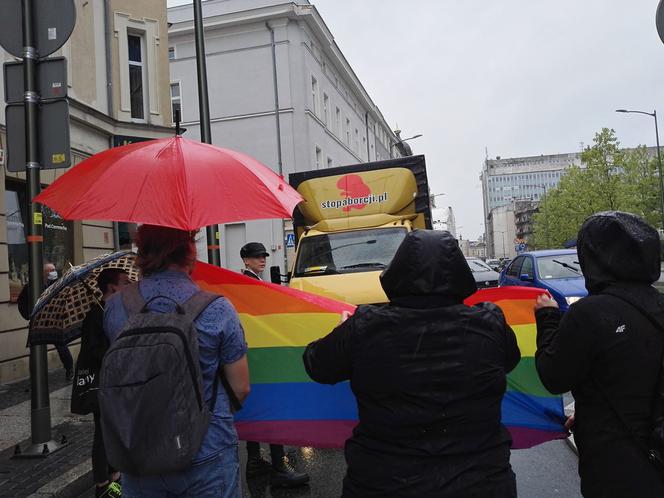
[167,0,664,239]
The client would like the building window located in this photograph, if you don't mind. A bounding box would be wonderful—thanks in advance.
[5,180,74,303]
[170,82,181,123]
[315,146,322,169]
[311,76,319,116]
[168,46,175,60]
[128,33,146,120]
[323,93,329,126]
[354,128,359,152]
[346,118,351,145]
[335,107,341,136]
[327,157,333,168]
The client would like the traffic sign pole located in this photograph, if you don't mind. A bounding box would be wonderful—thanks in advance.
[0,0,74,457]
[21,0,59,458]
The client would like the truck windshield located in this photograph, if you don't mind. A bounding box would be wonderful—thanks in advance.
[294,228,408,277]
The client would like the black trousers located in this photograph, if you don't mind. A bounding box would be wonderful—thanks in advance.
[56,344,73,372]
[246,441,284,465]
[92,411,116,484]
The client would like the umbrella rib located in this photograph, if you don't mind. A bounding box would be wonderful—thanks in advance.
[223,150,297,217]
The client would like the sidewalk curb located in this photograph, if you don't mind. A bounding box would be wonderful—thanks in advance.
[27,460,92,498]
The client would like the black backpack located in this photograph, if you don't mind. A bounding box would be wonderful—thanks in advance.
[98,283,219,476]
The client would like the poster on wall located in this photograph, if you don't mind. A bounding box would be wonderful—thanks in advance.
[5,184,73,303]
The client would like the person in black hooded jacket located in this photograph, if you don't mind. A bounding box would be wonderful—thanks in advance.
[535,211,664,497]
[303,230,520,498]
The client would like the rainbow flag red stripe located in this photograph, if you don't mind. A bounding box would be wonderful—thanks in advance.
[192,262,567,449]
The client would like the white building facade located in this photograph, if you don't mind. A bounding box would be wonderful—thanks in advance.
[168,0,404,273]
[480,152,582,257]
[489,205,517,260]
[432,206,456,237]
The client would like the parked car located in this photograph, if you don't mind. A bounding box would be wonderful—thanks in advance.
[498,249,587,312]
[485,258,502,272]
[466,257,500,289]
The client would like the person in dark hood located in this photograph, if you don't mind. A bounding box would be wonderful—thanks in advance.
[303,230,520,497]
[535,211,664,497]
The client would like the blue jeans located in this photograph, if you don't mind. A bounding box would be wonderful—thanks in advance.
[122,446,240,498]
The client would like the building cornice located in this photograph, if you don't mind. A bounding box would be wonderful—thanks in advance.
[167,1,398,140]
[67,98,174,139]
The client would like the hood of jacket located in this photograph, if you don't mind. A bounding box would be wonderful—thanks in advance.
[380,230,477,304]
[577,211,661,294]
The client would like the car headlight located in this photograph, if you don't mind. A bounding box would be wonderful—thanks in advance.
[565,296,582,305]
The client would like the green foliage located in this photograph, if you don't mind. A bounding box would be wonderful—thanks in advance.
[531,128,662,248]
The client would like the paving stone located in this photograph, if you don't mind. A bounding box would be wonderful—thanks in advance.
[0,419,94,497]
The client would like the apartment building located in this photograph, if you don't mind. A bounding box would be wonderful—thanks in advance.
[168,0,405,272]
[0,0,173,382]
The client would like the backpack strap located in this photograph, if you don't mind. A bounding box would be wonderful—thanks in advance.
[182,290,220,321]
[181,290,244,413]
[121,282,146,316]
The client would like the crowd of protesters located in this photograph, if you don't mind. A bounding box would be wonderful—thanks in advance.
[20,210,664,497]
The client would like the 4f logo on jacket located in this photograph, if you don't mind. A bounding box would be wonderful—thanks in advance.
[615,324,626,334]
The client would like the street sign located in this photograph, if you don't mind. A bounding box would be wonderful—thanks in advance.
[6,100,71,171]
[4,58,67,104]
[0,0,76,59]
[285,233,296,248]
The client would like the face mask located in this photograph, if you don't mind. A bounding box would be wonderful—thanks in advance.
[47,270,58,281]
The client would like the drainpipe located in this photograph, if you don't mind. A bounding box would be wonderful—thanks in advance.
[364,111,370,161]
[104,0,120,250]
[267,22,283,175]
[104,0,113,116]
[266,21,288,276]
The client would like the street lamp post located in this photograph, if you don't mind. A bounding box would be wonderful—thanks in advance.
[390,134,422,158]
[430,192,446,209]
[495,230,507,259]
[616,109,664,231]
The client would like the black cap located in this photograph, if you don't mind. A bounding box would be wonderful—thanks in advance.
[241,242,269,258]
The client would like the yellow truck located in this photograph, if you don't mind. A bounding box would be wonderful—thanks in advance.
[283,155,432,305]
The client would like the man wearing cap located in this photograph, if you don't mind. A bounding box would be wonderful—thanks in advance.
[240,242,310,488]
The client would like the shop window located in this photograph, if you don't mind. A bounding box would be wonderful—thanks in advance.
[5,180,74,302]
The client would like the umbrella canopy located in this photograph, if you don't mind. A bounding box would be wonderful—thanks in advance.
[34,136,303,230]
[28,251,139,346]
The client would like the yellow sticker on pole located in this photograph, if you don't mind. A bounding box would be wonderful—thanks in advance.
[34,212,43,225]
[52,153,66,164]
[216,231,220,240]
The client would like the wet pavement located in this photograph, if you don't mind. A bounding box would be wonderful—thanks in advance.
[238,440,581,498]
[78,440,580,497]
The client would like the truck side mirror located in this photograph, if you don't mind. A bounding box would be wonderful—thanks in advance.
[519,273,533,282]
[270,265,289,285]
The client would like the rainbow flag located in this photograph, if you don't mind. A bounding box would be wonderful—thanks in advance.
[464,287,567,448]
[192,262,567,449]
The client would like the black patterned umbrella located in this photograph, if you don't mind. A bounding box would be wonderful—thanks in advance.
[27,250,138,346]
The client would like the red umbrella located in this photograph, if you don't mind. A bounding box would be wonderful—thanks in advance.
[34,136,303,230]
